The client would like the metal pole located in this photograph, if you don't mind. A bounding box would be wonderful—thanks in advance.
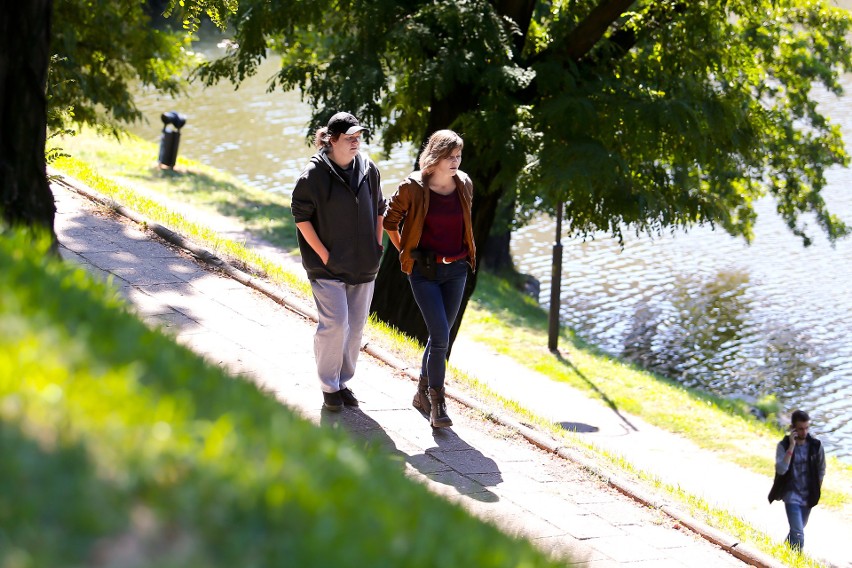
[548,201,564,351]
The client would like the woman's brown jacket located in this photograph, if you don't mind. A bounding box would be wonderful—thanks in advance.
[383,170,476,275]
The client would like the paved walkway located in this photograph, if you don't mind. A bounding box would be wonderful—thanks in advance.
[50,178,849,567]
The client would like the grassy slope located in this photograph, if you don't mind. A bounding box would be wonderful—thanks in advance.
[0,228,561,567]
[460,271,852,508]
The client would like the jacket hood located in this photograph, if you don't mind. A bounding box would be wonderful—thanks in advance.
[313,150,371,186]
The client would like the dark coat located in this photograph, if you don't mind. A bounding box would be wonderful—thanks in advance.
[291,151,385,284]
[767,434,824,508]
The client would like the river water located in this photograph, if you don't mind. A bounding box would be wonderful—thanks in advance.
[127,47,851,462]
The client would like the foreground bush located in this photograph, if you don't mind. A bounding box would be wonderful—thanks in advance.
[0,227,560,567]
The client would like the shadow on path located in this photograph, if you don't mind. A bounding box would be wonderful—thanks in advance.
[320,407,402,459]
[322,408,503,503]
[555,351,639,433]
[558,422,600,433]
[416,426,502,503]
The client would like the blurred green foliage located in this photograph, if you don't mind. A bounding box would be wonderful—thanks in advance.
[183,0,852,245]
[0,226,560,567]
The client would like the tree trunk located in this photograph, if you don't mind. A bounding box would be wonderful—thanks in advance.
[447,175,502,352]
[370,246,428,344]
[480,191,516,273]
[0,0,56,245]
[482,229,513,273]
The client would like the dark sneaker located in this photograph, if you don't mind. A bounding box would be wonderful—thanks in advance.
[339,387,359,407]
[322,390,344,412]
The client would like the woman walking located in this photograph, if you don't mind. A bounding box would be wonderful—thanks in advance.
[383,130,475,428]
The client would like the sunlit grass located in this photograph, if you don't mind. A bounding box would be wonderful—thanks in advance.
[1,228,560,568]
[52,154,311,301]
[53,129,299,254]
[441,371,830,567]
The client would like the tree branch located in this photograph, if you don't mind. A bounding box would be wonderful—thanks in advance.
[562,0,636,61]
[493,0,538,56]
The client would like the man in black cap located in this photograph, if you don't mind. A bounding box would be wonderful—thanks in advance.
[291,112,386,411]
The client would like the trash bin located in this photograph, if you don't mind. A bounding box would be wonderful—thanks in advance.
[158,111,186,169]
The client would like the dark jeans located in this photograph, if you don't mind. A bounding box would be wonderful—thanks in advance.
[784,502,811,550]
[408,260,468,389]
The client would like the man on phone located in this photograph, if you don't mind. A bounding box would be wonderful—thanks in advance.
[768,409,826,551]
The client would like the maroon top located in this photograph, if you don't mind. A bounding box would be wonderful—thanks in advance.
[418,189,466,257]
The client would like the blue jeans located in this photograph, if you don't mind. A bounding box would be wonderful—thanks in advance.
[310,278,375,393]
[784,502,811,550]
[408,260,468,390]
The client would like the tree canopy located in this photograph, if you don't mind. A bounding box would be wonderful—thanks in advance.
[517,0,852,246]
[50,0,196,132]
[7,1,848,344]
[181,0,852,245]
[172,0,852,342]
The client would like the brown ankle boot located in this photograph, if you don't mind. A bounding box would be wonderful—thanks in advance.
[412,375,431,415]
[428,387,453,428]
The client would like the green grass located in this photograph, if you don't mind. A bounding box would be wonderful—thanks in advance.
[51,130,851,567]
[0,226,564,567]
[437,365,827,566]
[52,152,312,302]
[442,371,827,568]
[54,129,298,254]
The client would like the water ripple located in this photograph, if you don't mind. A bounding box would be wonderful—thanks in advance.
[513,192,852,462]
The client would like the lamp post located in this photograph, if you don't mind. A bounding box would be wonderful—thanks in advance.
[548,201,564,351]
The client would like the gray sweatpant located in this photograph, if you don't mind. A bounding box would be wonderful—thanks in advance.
[309,278,375,393]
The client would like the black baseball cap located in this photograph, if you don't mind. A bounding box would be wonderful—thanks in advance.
[327,112,369,136]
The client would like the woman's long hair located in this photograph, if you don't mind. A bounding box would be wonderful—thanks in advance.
[418,130,463,174]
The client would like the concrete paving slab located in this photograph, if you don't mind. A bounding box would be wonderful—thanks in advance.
[587,535,670,563]
[532,533,612,563]
[457,495,566,538]
[622,523,703,550]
